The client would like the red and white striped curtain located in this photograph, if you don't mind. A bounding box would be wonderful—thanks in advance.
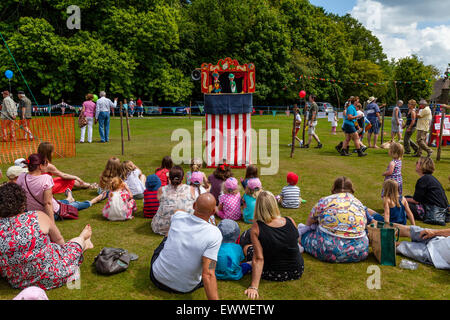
[205,113,252,168]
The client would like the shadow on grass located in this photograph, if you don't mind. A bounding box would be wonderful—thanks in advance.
[133,265,198,300]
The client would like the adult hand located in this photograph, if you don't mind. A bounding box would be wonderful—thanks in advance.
[94,118,98,125]
[245,287,259,300]
[420,229,437,240]
[114,97,118,102]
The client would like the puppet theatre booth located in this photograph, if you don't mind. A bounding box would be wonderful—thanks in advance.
[201,57,255,168]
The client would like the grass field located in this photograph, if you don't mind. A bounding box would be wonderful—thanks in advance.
[1,115,449,300]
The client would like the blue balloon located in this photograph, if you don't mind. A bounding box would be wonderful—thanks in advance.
[5,70,13,79]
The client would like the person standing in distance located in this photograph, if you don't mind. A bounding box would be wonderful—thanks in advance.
[413,99,433,158]
[303,95,322,149]
[17,91,34,141]
[1,91,17,142]
[366,96,382,148]
[95,91,117,143]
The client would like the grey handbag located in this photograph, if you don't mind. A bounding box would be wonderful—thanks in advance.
[94,248,138,275]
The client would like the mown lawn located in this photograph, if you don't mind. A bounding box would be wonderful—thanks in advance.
[1,115,449,300]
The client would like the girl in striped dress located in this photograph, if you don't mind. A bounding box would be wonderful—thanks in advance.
[382,142,404,197]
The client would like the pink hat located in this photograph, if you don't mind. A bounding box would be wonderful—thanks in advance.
[225,177,238,190]
[13,287,49,300]
[247,178,262,190]
[190,171,203,185]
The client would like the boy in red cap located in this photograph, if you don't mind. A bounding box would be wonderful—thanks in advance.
[277,172,304,209]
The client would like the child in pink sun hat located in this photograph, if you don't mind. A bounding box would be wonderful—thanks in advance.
[217,177,242,221]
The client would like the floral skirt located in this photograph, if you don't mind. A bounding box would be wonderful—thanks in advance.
[301,228,369,263]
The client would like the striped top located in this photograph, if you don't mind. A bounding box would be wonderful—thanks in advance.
[143,190,159,218]
[280,185,301,209]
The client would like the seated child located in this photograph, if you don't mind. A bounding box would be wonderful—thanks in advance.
[143,174,161,219]
[102,177,137,221]
[217,177,242,221]
[371,179,416,225]
[191,172,216,225]
[121,160,146,200]
[241,164,258,190]
[155,156,173,187]
[215,219,252,280]
[242,178,262,224]
[6,166,28,183]
[277,172,303,209]
[185,158,209,189]
[98,157,122,195]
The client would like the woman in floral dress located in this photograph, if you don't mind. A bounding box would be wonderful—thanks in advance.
[151,166,195,236]
[0,183,94,290]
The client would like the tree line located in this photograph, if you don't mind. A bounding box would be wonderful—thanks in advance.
[0,0,440,106]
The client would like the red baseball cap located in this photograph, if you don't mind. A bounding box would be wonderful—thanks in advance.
[287,172,299,185]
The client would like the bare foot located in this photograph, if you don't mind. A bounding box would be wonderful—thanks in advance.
[65,189,75,203]
[80,224,92,241]
[84,238,94,250]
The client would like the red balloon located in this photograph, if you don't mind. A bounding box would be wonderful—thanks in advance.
[299,90,306,98]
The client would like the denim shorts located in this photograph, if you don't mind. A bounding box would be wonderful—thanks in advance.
[342,123,357,134]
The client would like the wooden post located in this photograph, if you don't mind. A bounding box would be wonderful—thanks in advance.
[380,106,386,145]
[120,102,124,156]
[189,101,192,120]
[394,81,399,103]
[125,106,131,141]
[333,85,340,111]
[49,98,51,117]
[428,105,437,147]
[437,89,449,161]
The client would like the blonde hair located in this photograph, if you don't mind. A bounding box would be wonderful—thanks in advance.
[417,157,435,174]
[408,99,417,107]
[383,179,401,207]
[389,142,404,160]
[120,160,137,180]
[190,158,202,172]
[110,177,125,192]
[254,191,280,224]
[99,157,122,190]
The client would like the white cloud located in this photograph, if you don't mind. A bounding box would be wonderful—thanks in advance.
[351,0,450,72]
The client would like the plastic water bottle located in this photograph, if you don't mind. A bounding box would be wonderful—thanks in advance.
[399,259,418,270]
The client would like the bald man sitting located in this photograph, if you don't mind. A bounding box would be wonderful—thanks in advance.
[150,193,222,299]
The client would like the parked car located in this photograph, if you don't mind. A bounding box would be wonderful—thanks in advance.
[316,102,335,113]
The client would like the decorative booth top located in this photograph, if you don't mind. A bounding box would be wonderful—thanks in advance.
[201,57,255,94]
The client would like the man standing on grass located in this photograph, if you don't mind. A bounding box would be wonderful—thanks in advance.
[95,91,117,143]
[303,95,322,149]
[414,99,433,158]
[17,91,34,141]
[150,193,222,300]
[365,96,382,148]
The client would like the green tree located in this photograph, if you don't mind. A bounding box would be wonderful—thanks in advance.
[393,55,439,102]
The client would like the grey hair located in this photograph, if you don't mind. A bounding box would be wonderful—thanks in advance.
[99,91,106,97]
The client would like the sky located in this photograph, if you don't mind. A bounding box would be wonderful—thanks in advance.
[309,0,450,73]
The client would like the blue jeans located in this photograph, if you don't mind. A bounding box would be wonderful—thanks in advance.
[59,199,91,211]
[98,111,110,142]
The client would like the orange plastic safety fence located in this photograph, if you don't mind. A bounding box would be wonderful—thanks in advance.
[0,115,76,164]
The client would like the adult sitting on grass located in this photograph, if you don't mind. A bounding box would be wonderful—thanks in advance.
[300,177,369,263]
[151,166,195,236]
[0,182,94,290]
[405,157,449,223]
[242,191,304,300]
[150,193,222,300]
[395,223,449,270]
[38,142,97,194]
[16,154,105,222]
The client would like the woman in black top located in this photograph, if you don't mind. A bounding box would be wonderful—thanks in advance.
[403,100,419,155]
[243,191,304,300]
[406,157,449,222]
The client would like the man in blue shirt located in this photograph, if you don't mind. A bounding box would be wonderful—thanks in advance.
[365,96,381,148]
[95,91,117,143]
